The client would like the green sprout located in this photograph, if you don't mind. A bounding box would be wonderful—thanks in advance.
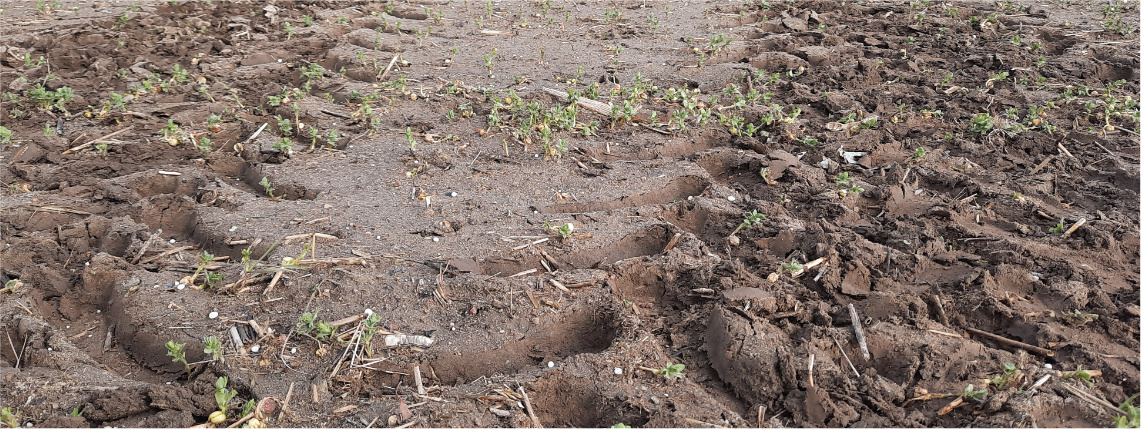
[165,340,190,377]
[1113,394,1139,428]
[731,210,766,236]
[203,336,223,361]
[969,113,995,135]
[1049,218,1066,234]
[214,376,238,414]
[1061,365,1097,387]
[987,362,1018,389]
[1,408,19,428]
[653,362,686,380]
[258,177,279,199]
[781,259,804,274]
[550,222,574,239]
[961,384,989,402]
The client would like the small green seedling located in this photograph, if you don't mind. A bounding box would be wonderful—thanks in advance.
[0,279,23,294]
[961,384,988,402]
[214,376,238,414]
[731,210,766,236]
[913,146,928,161]
[1,407,19,428]
[551,222,574,239]
[259,177,279,199]
[1060,309,1100,326]
[987,362,1019,389]
[1113,394,1139,428]
[1061,365,1097,387]
[165,340,190,377]
[612,424,631,429]
[1049,218,1066,234]
[203,336,223,361]
[781,259,804,274]
[70,407,83,417]
[653,362,685,380]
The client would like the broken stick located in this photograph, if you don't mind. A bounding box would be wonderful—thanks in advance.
[848,304,871,360]
[965,327,1054,356]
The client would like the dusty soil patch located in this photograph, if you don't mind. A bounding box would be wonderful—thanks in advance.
[1,0,1138,427]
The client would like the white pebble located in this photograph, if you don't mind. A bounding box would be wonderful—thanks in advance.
[170,238,176,244]
[1044,363,1052,370]
[250,344,261,353]
[548,361,555,368]
[176,283,186,290]
[432,237,440,242]
[614,367,623,375]
[208,311,219,319]
[727,195,736,201]
[290,347,297,354]
[47,347,53,352]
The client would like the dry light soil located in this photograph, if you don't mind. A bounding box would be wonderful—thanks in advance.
[1,0,1140,428]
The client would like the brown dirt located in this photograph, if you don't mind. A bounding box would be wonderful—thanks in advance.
[1,0,1139,428]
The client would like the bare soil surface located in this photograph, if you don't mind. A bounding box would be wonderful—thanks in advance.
[2,0,1139,428]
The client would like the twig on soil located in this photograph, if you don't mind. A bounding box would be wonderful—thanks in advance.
[509,268,538,278]
[393,419,418,429]
[61,127,131,154]
[414,365,426,395]
[131,228,163,264]
[542,87,621,117]
[5,330,19,369]
[378,54,401,81]
[226,411,255,428]
[1057,142,1074,158]
[1028,155,1055,174]
[549,279,571,294]
[511,238,549,250]
[1060,217,1086,238]
[518,386,542,428]
[140,245,196,264]
[1078,137,1121,162]
[34,206,92,215]
[831,335,860,378]
[931,294,950,326]
[662,232,682,253]
[807,353,815,387]
[683,418,727,428]
[927,329,963,338]
[236,123,268,153]
[262,270,285,296]
[539,250,561,271]
[964,327,1054,356]
[791,257,827,278]
[848,304,871,361]
[1059,381,1123,414]
[281,382,295,417]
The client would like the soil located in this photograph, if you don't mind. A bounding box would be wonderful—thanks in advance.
[1,0,1139,428]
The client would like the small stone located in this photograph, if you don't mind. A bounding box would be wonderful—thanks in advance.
[170,238,177,244]
[727,195,736,201]
[432,237,440,242]
[251,344,261,353]
[548,361,555,368]
[728,235,740,246]
[176,283,186,290]
[290,347,297,354]
[208,311,219,319]
[614,367,623,375]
